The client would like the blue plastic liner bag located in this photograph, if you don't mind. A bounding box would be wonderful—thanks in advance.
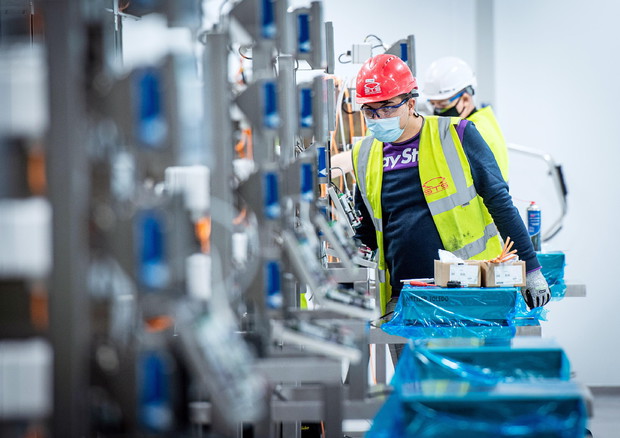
[391,340,571,389]
[538,252,567,299]
[381,286,518,340]
[515,288,549,321]
[367,342,581,438]
[368,379,587,437]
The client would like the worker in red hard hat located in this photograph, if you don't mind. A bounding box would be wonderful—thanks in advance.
[351,54,549,360]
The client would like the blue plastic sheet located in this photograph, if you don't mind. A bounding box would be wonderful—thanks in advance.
[369,385,586,438]
[368,344,586,438]
[538,252,567,299]
[515,289,548,321]
[381,286,518,340]
[391,340,571,389]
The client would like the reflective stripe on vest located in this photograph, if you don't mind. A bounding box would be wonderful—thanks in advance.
[451,222,498,260]
[355,136,383,233]
[427,117,478,215]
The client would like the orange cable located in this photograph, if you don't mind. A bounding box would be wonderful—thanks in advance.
[319,183,327,198]
[245,128,253,159]
[196,217,211,254]
[27,147,46,195]
[359,109,366,135]
[145,315,174,333]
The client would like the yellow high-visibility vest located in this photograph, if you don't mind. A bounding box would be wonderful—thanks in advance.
[352,116,502,313]
[467,106,509,181]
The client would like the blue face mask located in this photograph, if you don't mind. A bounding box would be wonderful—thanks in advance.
[365,115,404,143]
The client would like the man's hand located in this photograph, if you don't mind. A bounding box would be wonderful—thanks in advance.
[521,269,551,309]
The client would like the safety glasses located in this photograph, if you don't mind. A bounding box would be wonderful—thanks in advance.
[429,91,464,109]
[361,96,411,119]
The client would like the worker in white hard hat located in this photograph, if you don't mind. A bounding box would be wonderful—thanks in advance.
[423,56,509,181]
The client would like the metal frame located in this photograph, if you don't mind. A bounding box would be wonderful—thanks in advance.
[43,0,91,436]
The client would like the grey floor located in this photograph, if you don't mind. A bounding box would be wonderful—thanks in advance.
[588,388,620,438]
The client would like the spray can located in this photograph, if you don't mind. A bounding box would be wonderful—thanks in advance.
[527,201,542,251]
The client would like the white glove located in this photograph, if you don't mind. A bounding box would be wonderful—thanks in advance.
[521,269,551,309]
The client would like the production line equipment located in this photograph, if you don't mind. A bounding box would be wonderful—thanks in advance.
[13,0,390,437]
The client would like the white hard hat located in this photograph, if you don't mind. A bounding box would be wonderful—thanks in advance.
[422,57,477,101]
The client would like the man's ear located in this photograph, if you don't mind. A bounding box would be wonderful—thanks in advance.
[461,93,474,106]
[409,98,417,114]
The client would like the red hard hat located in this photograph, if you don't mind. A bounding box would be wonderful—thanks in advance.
[355,54,418,104]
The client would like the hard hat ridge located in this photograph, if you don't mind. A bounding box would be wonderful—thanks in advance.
[355,54,418,104]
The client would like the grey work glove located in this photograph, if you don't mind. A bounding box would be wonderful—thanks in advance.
[521,269,551,309]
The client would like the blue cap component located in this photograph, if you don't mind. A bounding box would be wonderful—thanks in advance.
[135,68,167,148]
[299,87,313,129]
[300,162,314,203]
[400,42,408,62]
[139,351,173,432]
[297,13,311,53]
[263,81,279,129]
[265,261,282,309]
[137,211,170,290]
[261,0,276,39]
[317,146,327,179]
[263,171,280,219]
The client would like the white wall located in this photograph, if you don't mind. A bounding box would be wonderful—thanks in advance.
[317,0,619,385]
[495,0,620,386]
[291,0,478,83]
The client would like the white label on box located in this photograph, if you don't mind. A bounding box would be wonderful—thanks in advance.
[449,264,478,285]
[494,265,523,286]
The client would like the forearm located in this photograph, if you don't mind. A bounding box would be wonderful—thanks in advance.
[353,188,378,250]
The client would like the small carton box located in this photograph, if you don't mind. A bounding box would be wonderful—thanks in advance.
[481,261,526,287]
[434,260,482,287]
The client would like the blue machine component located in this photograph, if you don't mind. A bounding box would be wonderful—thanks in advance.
[316,146,327,180]
[261,0,276,39]
[382,286,518,340]
[136,210,170,290]
[297,13,311,53]
[265,260,282,309]
[300,162,314,203]
[139,351,174,432]
[399,42,408,62]
[299,87,313,129]
[263,171,280,219]
[134,68,167,148]
[263,81,279,129]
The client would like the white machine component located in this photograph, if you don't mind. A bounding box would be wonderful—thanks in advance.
[0,338,52,419]
[186,253,211,301]
[164,165,210,220]
[327,184,361,237]
[0,43,48,138]
[351,43,372,64]
[271,319,362,364]
[0,197,51,279]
